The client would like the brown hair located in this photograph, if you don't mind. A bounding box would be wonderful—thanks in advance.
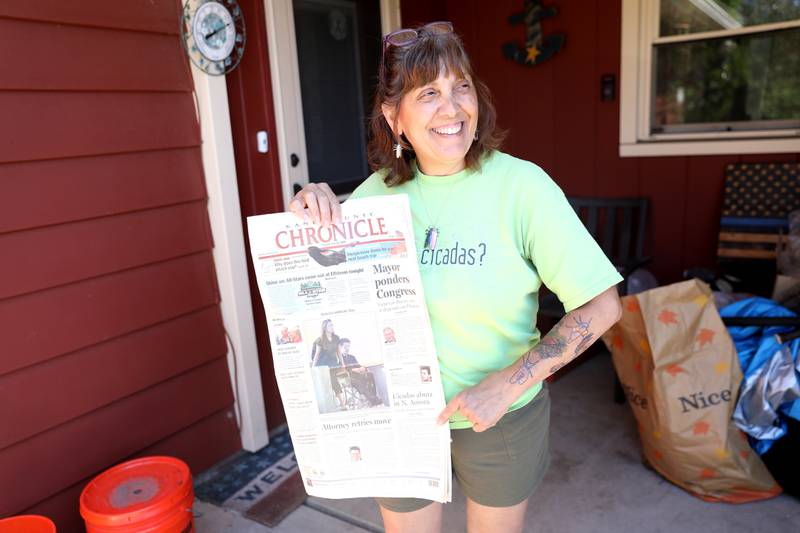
[318,319,338,351]
[368,24,505,186]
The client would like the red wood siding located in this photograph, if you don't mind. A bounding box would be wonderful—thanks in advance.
[402,0,800,282]
[0,149,206,233]
[0,1,240,529]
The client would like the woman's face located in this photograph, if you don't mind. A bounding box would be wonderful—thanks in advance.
[325,321,334,335]
[389,69,478,176]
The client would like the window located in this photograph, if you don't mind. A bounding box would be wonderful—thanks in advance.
[620,0,800,157]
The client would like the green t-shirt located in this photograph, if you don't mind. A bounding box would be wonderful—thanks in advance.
[349,151,622,428]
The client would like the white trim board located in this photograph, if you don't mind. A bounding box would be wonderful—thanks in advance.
[264,0,310,210]
[621,138,800,157]
[381,0,401,34]
[190,66,269,452]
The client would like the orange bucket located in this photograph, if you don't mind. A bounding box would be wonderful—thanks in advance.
[0,515,56,532]
[79,456,194,533]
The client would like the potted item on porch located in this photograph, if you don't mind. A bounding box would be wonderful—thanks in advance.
[80,456,194,532]
[602,279,780,503]
[0,515,56,533]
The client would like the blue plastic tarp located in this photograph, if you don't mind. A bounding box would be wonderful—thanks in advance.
[719,297,800,454]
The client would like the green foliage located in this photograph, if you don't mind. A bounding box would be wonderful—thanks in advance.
[654,27,799,129]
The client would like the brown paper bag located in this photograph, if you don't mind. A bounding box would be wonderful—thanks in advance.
[602,279,780,503]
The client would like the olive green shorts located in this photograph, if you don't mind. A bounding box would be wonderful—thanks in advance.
[376,383,551,513]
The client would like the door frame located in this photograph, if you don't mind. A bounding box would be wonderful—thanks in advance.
[191,67,270,453]
[188,0,402,452]
[263,0,401,207]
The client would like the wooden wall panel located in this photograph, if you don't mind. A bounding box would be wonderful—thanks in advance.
[1,2,239,523]
[21,408,240,533]
[682,156,730,269]
[550,0,596,195]
[0,306,225,449]
[0,19,190,91]
[508,68,557,173]
[739,153,798,164]
[638,157,689,281]
[398,1,447,26]
[593,0,640,196]
[0,202,213,299]
[1,252,218,375]
[0,148,206,233]
[0,0,181,35]
[0,92,199,163]
[0,358,234,516]
[137,407,241,473]
[20,481,86,533]
[453,0,557,172]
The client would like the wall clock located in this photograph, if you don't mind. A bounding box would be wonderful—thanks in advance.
[181,0,246,75]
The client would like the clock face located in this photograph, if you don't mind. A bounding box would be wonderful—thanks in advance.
[193,2,235,61]
[181,0,246,75]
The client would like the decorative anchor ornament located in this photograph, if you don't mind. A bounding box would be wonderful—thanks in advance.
[502,0,565,67]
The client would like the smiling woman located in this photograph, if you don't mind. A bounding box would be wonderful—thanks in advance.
[289,22,623,533]
[368,21,503,185]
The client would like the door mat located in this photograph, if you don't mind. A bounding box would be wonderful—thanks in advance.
[244,470,307,527]
[194,428,306,525]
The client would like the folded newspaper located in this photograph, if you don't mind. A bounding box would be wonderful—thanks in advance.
[247,194,452,502]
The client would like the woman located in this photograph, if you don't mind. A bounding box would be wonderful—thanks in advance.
[312,320,346,408]
[311,319,340,367]
[291,22,622,533]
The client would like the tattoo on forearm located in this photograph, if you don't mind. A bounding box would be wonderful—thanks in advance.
[538,333,569,358]
[566,315,593,349]
[550,362,567,373]
[508,314,596,385]
[575,333,594,355]
[509,351,541,385]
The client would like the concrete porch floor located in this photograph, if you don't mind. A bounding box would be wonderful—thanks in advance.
[194,353,800,532]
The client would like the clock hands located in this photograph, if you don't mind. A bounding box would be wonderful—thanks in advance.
[183,0,244,74]
[204,23,231,41]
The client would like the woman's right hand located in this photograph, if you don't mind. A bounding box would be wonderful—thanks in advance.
[288,182,342,226]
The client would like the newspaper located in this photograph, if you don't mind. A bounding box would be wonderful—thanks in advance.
[247,195,452,502]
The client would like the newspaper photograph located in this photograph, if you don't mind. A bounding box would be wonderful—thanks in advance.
[247,194,452,502]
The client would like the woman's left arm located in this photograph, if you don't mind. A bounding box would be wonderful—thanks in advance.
[437,286,622,431]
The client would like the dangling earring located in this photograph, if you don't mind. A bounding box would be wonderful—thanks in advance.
[394,142,402,159]
[474,129,479,141]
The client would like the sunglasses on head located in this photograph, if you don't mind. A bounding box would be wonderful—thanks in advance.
[382,21,454,53]
[380,21,454,81]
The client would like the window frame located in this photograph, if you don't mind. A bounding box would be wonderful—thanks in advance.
[619,0,800,157]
